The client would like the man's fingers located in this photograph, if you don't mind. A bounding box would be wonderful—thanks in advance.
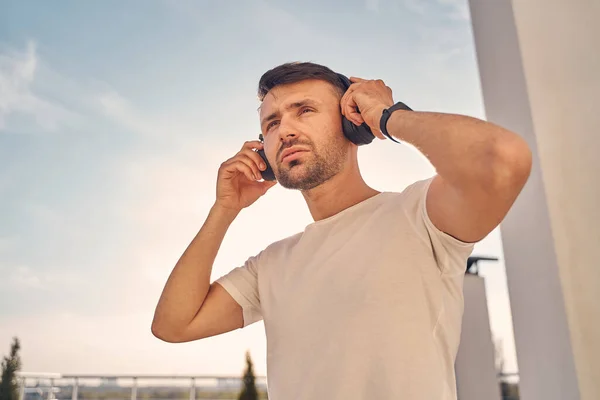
[222,159,256,182]
[241,140,263,151]
[340,88,364,126]
[238,154,263,180]
[350,111,365,126]
[349,76,366,83]
[343,96,362,125]
[221,141,270,182]
[241,148,267,171]
[341,81,373,125]
[340,81,360,106]
[340,85,355,116]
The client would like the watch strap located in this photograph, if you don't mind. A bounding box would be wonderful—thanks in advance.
[379,102,413,143]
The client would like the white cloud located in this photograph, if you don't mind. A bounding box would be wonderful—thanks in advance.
[0,41,78,132]
[168,0,340,51]
[97,90,172,139]
[0,264,85,291]
[7,265,44,289]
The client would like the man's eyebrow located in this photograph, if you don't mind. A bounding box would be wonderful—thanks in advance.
[260,99,321,127]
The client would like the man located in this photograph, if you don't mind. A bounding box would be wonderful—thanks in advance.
[151,62,532,399]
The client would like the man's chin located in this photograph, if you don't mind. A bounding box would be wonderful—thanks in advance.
[276,165,320,190]
[277,162,305,178]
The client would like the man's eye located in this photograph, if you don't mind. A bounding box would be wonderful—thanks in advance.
[267,120,279,130]
[301,108,313,114]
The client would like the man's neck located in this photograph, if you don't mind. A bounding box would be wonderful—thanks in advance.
[301,169,380,222]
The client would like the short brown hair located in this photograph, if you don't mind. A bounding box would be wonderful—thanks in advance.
[257,61,346,101]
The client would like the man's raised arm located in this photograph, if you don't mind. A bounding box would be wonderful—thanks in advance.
[386,110,532,243]
[151,140,276,342]
[340,77,532,243]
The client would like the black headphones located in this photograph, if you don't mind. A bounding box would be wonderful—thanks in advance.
[336,73,378,146]
[257,73,380,181]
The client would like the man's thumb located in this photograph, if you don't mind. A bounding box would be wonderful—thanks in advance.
[262,180,277,192]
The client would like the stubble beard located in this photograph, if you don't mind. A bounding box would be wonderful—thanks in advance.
[276,137,348,191]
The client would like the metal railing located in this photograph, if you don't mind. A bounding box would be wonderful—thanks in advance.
[16,373,268,400]
[17,371,517,400]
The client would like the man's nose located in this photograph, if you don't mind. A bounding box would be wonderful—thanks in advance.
[278,116,298,141]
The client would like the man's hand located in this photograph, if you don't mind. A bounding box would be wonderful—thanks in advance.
[340,77,395,139]
[216,140,277,213]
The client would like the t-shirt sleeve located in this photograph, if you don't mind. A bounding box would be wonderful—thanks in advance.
[214,254,263,327]
[402,177,476,276]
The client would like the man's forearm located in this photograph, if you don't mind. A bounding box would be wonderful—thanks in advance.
[151,203,239,337]
[386,110,531,191]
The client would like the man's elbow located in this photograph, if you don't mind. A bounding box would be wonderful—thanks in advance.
[151,320,185,343]
[495,135,533,191]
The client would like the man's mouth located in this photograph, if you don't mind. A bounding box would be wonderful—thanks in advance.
[282,150,307,163]
[280,146,310,163]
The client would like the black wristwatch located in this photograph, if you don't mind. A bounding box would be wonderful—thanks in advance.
[379,102,413,143]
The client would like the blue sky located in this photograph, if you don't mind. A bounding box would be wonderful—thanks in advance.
[0,0,518,376]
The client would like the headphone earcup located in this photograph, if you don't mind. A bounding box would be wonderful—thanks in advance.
[342,116,375,146]
[336,73,375,146]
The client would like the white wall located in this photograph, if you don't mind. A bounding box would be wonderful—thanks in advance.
[455,274,501,400]
[468,0,600,399]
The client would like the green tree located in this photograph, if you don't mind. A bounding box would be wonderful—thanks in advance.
[238,351,258,400]
[0,337,22,400]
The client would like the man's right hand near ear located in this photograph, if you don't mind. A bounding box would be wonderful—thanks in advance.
[216,140,277,214]
[151,140,276,343]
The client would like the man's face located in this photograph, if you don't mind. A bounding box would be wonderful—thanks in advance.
[259,79,350,190]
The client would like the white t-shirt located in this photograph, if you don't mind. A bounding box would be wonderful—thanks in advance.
[215,177,475,400]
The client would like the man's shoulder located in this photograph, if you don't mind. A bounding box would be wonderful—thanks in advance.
[397,176,435,197]
[266,230,304,252]
[378,176,435,208]
[252,230,303,264]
